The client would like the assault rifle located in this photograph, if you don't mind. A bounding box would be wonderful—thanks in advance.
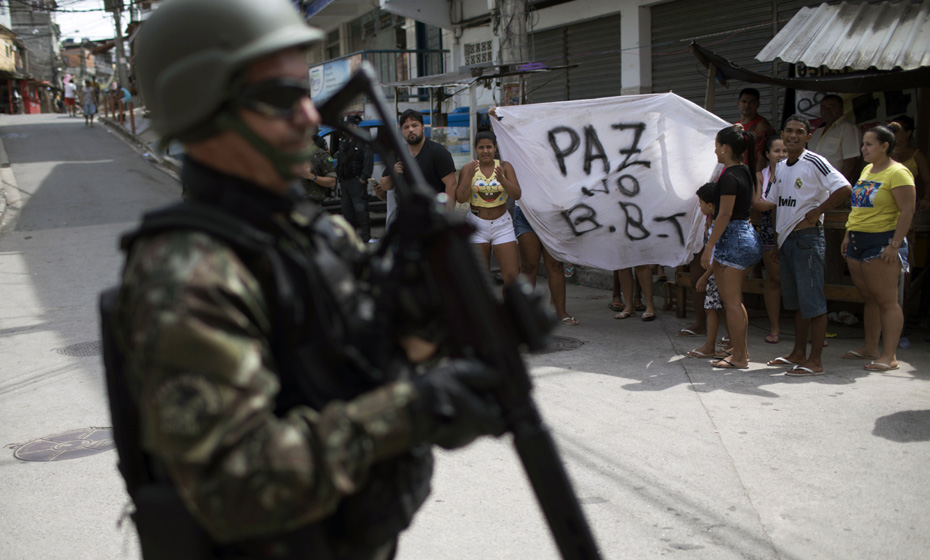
[317,64,602,560]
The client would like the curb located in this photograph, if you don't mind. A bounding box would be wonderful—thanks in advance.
[0,136,10,226]
[99,116,182,175]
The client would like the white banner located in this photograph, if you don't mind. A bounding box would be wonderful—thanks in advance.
[492,93,729,270]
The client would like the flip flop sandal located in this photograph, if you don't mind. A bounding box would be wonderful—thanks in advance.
[608,302,624,312]
[864,362,899,372]
[766,357,795,366]
[764,333,779,344]
[641,312,657,322]
[841,350,876,360]
[559,316,579,326]
[634,302,646,312]
[614,311,633,320]
[785,366,825,377]
[716,337,730,347]
[712,358,748,369]
[686,349,714,358]
[676,328,702,337]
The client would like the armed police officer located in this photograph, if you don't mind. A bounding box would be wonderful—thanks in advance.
[112,1,506,558]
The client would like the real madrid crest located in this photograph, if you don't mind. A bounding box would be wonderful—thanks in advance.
[794,177,803,189]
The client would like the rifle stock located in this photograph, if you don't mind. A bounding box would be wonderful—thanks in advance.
[318,64,602,560]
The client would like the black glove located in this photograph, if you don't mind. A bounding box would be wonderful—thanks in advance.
[410,359,508,450]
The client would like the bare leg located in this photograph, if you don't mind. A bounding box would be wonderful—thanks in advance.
[635,265,656,318]
[542,246,573,322]
[712,264,749,367]
[517,232,542,288]
[686,249,707,333]
[611,270,622,309]
[859,257,904,368]
[844,259,881,358]
[762,249,781,340]
[795,313,828,372]
[614,268,636,318]
[493,241,520,287]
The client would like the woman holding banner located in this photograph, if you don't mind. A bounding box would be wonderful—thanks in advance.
[701,126,763,369]
[456,131,522,288]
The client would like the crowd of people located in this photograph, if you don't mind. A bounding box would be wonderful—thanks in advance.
[58,79,134,126]
[301,87,925,378]
[679,89,922,377]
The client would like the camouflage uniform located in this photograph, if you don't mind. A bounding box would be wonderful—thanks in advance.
[301,146,336,203]
[116,159,432,553]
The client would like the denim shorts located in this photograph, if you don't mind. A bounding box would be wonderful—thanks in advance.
[845,230,910,272]
[712,220,763,270]
[512,205,534,238]
[466,210,517,245]
[779,227,827,318]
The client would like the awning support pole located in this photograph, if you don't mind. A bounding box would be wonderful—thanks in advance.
[704,63,716,112]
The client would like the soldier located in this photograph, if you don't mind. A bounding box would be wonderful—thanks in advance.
[116,0,506,558]
[300,134,337,204]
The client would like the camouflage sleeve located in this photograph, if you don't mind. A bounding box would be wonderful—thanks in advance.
[119,231,417,543]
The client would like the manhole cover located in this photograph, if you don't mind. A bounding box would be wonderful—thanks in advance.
[9,428,115,462]
[53,340,102,357]
[532,335,584,355]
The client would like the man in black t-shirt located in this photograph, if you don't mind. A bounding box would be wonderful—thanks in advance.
[380,109,457,215]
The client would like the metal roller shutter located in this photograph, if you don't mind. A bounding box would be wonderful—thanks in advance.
[566,15,623,100]
[651,0,841,126]
[651,0,779,124]
[527,14,622,104]
[526,26,568,104]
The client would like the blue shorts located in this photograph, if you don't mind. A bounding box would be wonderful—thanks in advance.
[512,205,534,238]
[845,230,910,272]
[779,227,827,319]
[712,220,762,270]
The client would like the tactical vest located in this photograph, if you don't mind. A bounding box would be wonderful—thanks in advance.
[108,193,432,559]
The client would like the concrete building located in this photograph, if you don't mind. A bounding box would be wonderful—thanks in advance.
[10,0,61,87]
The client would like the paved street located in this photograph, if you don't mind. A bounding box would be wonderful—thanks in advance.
[1,112,929,559]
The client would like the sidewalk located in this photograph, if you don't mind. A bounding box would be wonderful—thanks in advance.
[98,105,183,176]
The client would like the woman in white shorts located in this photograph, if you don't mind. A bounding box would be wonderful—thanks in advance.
[455,130,522,286]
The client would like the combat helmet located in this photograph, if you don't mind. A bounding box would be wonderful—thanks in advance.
[135,0,322,148]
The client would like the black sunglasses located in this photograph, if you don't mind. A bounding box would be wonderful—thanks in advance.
[237,79,311,119]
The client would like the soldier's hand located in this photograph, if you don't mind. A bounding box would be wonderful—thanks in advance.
[410,359,507,450]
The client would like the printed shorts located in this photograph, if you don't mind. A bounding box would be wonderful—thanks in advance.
[779,227,827,319]
[845,229,910,272]
[512,205,534,238]
[759,211,776,250]
[704,275,723,310]
[466,210,517,246]
[712,220,763,270]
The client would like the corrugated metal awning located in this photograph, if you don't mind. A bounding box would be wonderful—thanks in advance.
[756,0,930,71]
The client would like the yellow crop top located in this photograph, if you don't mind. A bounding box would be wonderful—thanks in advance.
[470,160,507,208]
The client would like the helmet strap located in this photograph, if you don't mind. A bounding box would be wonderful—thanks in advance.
[215,111,313,181]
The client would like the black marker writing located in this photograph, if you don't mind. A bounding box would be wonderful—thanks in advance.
[548,126,580,176]
[561,204,602,236]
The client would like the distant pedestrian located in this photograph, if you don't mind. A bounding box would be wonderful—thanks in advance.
[63,81,77,117]
[81,80,98,127]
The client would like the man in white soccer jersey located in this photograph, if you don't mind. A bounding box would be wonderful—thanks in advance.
[754,115,852,377]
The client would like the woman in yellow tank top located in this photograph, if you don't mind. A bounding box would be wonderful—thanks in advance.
[455,131,522,285]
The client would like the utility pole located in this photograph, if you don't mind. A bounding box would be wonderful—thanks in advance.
[106,0,130,90]
[497,0,528,106]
